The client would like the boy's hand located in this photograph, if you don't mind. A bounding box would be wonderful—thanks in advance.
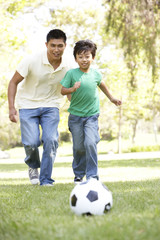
[61,83,81,95]
[111,98,122,106]
[73,82,81,91]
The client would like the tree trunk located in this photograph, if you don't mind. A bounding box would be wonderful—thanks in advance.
[118,105,122,154]
[153,111,158,144]
[132,119,138,145]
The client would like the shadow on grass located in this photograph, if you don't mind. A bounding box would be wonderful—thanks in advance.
[0,164,28,172]
[1,177,160,193]
[99,158,160,168]
[54,158,160,168]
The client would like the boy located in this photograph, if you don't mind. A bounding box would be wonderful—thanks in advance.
[60,40,122,183]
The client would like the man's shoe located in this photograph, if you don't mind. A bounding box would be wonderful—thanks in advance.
[74,177,83,184]
[28,167,39,185]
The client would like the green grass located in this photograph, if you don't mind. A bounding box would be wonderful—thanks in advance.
[0,159,160,172]
[0,179,160,240]
[1,158,160,172]
[1,158,160,240]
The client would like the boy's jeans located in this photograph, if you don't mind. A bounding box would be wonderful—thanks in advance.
[68,114,100,180]
[19,107,59,185]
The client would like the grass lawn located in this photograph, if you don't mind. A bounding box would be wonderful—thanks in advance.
[0,157,160,240]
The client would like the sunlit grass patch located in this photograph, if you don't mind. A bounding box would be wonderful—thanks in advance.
[1,158,160,185]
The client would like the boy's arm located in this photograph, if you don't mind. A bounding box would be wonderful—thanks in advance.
[61,82,81,95]
[99,81,122,106]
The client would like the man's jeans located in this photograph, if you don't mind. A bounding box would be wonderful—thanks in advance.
[19,107,59,185]
[68,114,100,180]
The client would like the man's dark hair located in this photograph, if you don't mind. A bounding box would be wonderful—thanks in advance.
[46,29,67,43]
[73,40,97,59]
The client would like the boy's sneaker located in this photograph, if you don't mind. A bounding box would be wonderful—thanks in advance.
[74,177,83,184]
[28,167,39,185]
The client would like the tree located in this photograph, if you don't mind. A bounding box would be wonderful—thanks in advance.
[104,0,160,144]
[0,0,46,149]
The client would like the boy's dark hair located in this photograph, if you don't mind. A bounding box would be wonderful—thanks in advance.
[46,29,67,43]
[73,40,97,59]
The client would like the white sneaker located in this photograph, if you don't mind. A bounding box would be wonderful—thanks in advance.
[28,167,39,185]
[74,177,83,184]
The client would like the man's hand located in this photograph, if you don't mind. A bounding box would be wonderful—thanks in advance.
[9,108,19,123]
[8,71,24,123]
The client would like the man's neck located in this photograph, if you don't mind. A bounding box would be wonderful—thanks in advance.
[47,55,62,70]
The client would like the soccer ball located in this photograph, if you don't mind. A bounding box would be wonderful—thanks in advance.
[69,178,113,216]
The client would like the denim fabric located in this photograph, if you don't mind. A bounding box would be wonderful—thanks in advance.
[19,107,59,185]
[68,114,100,180]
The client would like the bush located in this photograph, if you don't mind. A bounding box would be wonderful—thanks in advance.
[59,132,71,142]
[126,145,160,152]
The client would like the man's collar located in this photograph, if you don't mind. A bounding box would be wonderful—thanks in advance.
[42,51,67,70]
[42,51,50,65]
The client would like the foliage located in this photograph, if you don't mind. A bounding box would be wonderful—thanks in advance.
[1,0,160,150]
[126,144,160,153]
[104,0,160,143]
[105,0,160,66]
[49,6,105,44]
[0,0,46,149]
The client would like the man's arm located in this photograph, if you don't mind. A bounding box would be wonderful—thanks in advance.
[99,81,122,106]
[8,71,24,123]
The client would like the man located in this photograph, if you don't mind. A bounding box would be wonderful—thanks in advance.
[8,29,70,186]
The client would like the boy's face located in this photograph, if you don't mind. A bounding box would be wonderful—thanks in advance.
[75,51,94,72]
[46,38,66,61]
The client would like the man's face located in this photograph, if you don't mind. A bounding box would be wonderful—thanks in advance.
[46,38,66,61]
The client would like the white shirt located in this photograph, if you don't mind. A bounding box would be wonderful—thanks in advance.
[16,51,71,109]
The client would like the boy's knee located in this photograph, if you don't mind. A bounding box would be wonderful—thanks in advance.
[74,144,85,155]
[84,138,97,150]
